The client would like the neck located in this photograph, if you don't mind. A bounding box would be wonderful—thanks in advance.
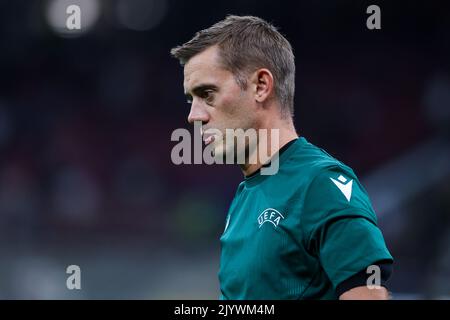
[240,116,298,177]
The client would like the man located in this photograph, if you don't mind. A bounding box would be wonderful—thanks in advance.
[171,15,393,300]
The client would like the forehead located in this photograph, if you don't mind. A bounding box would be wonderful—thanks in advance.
[183,46,230,91]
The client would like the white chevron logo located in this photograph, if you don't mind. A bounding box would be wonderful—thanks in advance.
[224,214,230,232]
[330,175,353,202]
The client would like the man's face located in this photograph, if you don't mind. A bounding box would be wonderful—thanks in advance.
[183,45,258,160]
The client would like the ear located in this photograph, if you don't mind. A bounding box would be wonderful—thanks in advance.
[251,68,274,103]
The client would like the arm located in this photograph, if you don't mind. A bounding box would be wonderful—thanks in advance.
[336,262,393,300]
[339,286,390,300]
[301,167,394,300]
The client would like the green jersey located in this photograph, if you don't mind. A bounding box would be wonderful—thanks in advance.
[218,137,393,299]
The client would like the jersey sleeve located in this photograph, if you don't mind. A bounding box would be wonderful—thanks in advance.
[300,165,394,290]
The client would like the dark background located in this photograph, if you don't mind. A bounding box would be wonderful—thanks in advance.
[0,0,449,298]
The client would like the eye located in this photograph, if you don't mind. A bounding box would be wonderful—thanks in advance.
[201,90,215,104]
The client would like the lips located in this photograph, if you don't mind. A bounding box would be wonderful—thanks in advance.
[201,127,216,146]
[204,134,215,146]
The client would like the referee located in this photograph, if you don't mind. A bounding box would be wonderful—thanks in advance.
[171,15,393,300]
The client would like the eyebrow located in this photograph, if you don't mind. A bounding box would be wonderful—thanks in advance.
[184,84,218,100]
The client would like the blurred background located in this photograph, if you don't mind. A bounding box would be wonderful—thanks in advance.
[0,0,449,299]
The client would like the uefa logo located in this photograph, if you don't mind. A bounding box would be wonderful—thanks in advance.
[257,208,284,228]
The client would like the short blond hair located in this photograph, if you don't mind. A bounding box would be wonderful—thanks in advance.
[170,15,296,118]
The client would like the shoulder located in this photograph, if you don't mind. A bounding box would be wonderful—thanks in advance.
[284,137,358,189]
[289,138,378,223]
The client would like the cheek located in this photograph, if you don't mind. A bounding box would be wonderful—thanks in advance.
[220,87,252,118]
[215,100,246,130]
[211,81,256,129]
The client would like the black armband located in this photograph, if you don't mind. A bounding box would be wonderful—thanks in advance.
[335,260,393,297]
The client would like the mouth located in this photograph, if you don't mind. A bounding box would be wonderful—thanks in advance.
[201,127,216,146]
[204,135,215,146]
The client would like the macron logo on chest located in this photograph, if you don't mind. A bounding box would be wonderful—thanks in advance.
[257,208,284,228]
[330,174,353,201]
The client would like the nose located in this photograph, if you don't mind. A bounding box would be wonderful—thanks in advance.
[187,99,210,125]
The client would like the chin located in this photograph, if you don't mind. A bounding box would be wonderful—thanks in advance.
[212,143,226,160]
[212,141,234,164]
[214,141,249,165]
